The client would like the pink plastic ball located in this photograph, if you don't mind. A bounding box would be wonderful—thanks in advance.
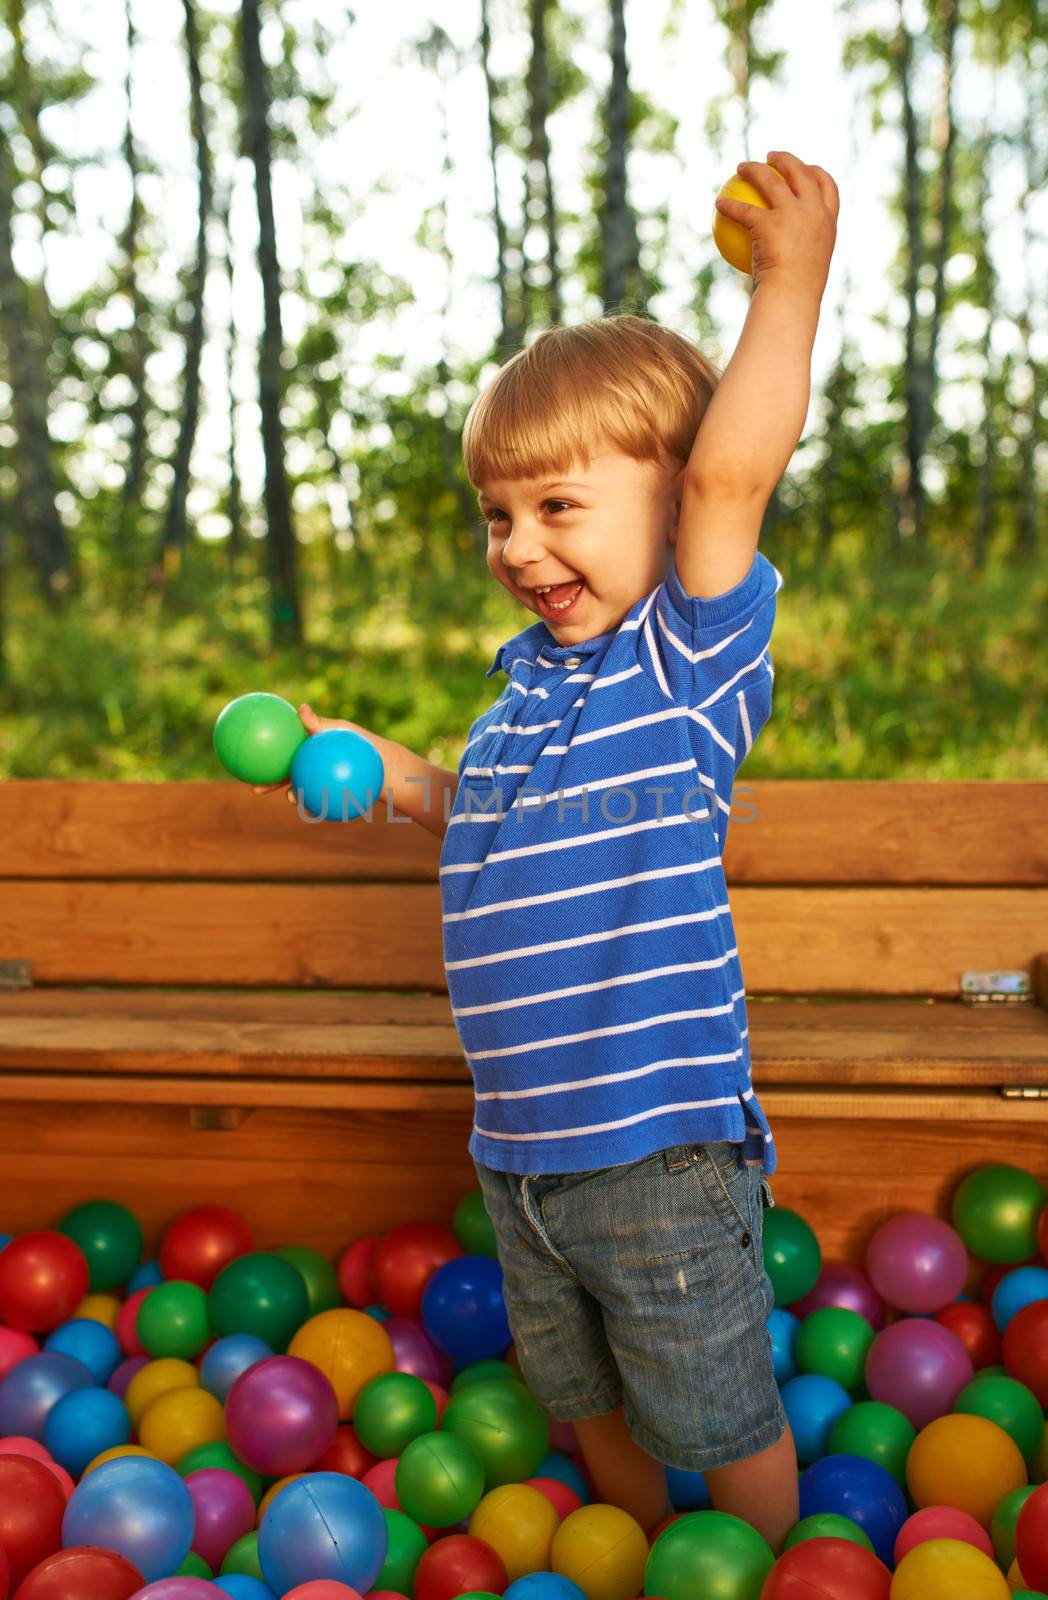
[0,1327,39,1377]
[866,1213,969,1313]
[131,1582,218,1599]
[383,1317,453,1385]
[282,1586,364,1599]
[865,1318,974,1428]
[116,1287,150,1356]
[226,1356,339,1477]
[185,1467,256,1569]
[108,1354,150,1397]
[894,1505,996,1564]
[0,1434,52,1464]
[790,1260,887,1330]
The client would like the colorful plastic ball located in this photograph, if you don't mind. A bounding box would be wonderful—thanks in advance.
[44,1317,121,1384]
[352,1372,437,1459]
[0,1452,67,1586]
[312,1423,377,1479]
[186,1467,257,1570]
[990,1483,1038,1569]
[865,1318,974,1429]
[642,1508,773,1600]
[160,1209,254,1294]
[906,1413,1027,1529]
[453,1191,498,1259]
[275,1246,341,1318]
[43,1385,131,1476]
[780,1374,853,1465]
[287,1310,395,1419]
[57,1201,143,1292]
[891,1536,1011,1598]
[382,1317,452,1386]
[136,1282,212,1361]
[256,1471,388,1595]
[450,1360,521,1394]
[953,1166,1048,1266]
[420,1256,511,1368]
[712,172,773,274]
[828,1400,916,1488]
[109,1356,150,1398]
[865,1212,969,1315]
[220,1529,264,1578]
[128,1582,218,1599]
[0,1327,39,1378]
[213,692,308,785]
[895,1505,996,1564]
[72,1292,121,1329]
[138,1385,226,1466]
[469,1482,559,1582]
[412,1534,508,1600]
[128,1260,165,1294]
[336,1238,381,1310]
[116,1289,150,1358]
[759,1536,890,1598]
[84,1443,155,1475]
[281,1587,364,1600]
[663,1465,710,1511]
[125,1360,200,1430]
[395,1431,486,1526]
[0,1353,93,1441]
[213,1579,277,1600]
[526,1475,583,1519]
[535,1453,590,1504]
[226,1356,339,1477]
[784,1512,875,1552]
[1003,1300,1048,1407]
[369,1506,427,1595]
[200,1336,274,1404]
[762,1209,822,1307]
[370,1226,463,1322]
[1015,1480,1048,1591]
[768,1308,800,1384]
[935,1299,1003,1370]
[791,1260,887,1331]
[798,1453,908,1567]
[62,1455,194,1581]
[12,1545,145,1598]
[795,1306,875,1391]
[208,1254,308,1353]
[0,1234,90,1333]
[504,1579,587,1600]
[955,1372,1044,1461]
[441,1379,549,1489]
[290,729,384,823]
[991,1266,1048,1333]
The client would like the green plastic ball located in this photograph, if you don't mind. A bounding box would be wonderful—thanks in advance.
[761,1208,822,1307]
[58,1199,143,1291]
[955,1373,1045,1462]
[373,1506,428,1593]
[644,1508,774,1598]
[450,1359,525,1393]
[137,1280,212,1359]
[208,1251,309,1351]
[828,1400,916,1488]
[952,1164,1048,1264]
[174,1551,213,1578]
[177,1439,263,1503]
[991,1483,1038,1570]
[275,1244,341,1316]
[213,691,308,785]
[454,1189,499,1257]
[395,1430,486,1526]
[440,1376,549,1488]
[220,1530,265,1579]
[783,1512,875,1552]
[354,1371,438,1457]
[795,1306,875,1391]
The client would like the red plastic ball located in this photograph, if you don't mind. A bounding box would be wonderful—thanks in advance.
[934,1300,1002,1370]
[0,1331,39,1380]
[337,1236,382,1308]
[420,1380,449,1422]
[369,1226,463,1320]
[0,1235,90,1334]
[980,1258,1039,1305]
[1015,1480,1048,1592]
[115,1288,150,1357]
[159,1206,255,1290]
[1003,1298,1048,1406]
[649,1512,685,1544]
[12,1545,144,1599]
[760,1537,891,1598]
[411,1534,508,1600]
[0,1455,67,1588]
[282,1586,363,1599]
[524,1475,582,1519]
[311,1423,377,1478]
[360,1458,438,1541]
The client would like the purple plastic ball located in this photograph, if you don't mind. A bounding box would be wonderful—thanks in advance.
[865,1317,974,1428]
[383,1316,453,1384]
[225,1354,339,1477]
[865,1212,969,1314]
[790,1260,887,1330]
[131,1583,219,1599]
[109,1354,150,1398]
[186,1466,256,1570]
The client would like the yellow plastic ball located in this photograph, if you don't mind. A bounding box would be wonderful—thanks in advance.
[712,167,785,275]
[83,1444,157,1475]
[287,1308,395,1420]
[907,1414,1027,1531]
[1007,1555,1028,1591]
[258,1473,303,1524]
[125,1357,200,1430]
[550,1503,648,1600]
[138,1384,225,1465]
[74,1293,122,1330]
[469,1482,560,1582]
[891,1537,1012,1598]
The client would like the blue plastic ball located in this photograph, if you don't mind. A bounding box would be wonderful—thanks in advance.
[798,1451,908,1567]
[44,1384,131,1475]
[290,729,384,823]
[45,1317,122,1384]
[364,1303,390,1321]
[0,1351,94,1440]
[420,1254,511,1366]
[768,1307,801,1385]
[990,1265,1048,1332]
[780,1373,852,1466]
[128,1258,165,1293]
[534,1451,590,1504]
[200,1334,275,1403]
[665,1464,711,1510]
[213,1579,277,1599]
[62,1454,195,1580]
[257,1471,388,1594]
[505,1575,589,1600]
[0,1234,11,1252]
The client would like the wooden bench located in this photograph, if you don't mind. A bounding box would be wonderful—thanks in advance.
[0,780,1045,1264]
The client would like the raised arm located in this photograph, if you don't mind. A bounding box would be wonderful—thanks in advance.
[675,150,839,599]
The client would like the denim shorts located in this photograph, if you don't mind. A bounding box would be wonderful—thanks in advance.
[472,1139,788,1473]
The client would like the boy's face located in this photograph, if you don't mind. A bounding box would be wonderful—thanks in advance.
[477,445,686,643]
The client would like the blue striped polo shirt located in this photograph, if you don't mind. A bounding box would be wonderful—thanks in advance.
[439,548,783,1177]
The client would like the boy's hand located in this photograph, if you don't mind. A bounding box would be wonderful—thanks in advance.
[714,149,839,298]
[251,703,352,804]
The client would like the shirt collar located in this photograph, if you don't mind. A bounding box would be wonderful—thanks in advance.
[486,619,618,679]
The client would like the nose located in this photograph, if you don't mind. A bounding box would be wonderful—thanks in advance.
[500,517,548,575]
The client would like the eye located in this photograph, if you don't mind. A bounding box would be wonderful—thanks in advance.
[480,500,574,526]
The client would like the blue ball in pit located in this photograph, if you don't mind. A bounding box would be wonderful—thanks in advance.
[290,728,384,823]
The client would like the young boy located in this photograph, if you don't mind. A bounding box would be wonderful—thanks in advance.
[258,149,838,1552]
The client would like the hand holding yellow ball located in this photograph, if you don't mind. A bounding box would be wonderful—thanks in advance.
[713,165,786,275]
[712,151,841,287]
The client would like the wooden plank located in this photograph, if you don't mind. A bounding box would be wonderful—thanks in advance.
[3,881,1044,994]
[0,993,1044,1085]
[1,781,1045,886]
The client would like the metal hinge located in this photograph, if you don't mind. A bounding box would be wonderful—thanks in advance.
[961,970,1032,1005]
[0,961,32,991]
[1000,1086,1048,1101]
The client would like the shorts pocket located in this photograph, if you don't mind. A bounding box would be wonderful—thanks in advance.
[647,1242,713,1305]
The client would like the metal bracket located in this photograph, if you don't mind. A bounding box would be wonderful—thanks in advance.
[189,1107,249,1131]
[1000,1086,1048,1101]
[0,961,32,991]
[961,970,1032,1005]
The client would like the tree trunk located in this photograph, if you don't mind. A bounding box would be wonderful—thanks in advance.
[218,186,244,562]
[240,0,302,643]
[728,0,752,156]
[119,0,149,529]
[1016,105,1041,557]
[0,126,69,600]
[602,0,643,313]
[479,0,515,353]
[972,133,996,571]
[893,2,923,546]
[527,0,561,326]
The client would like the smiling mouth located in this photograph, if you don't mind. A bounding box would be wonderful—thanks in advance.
[533,580,584,617]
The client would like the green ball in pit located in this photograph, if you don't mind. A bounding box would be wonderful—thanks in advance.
[213,691,307,785]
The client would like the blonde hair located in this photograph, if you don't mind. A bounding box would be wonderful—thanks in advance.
[461,313,720,488]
